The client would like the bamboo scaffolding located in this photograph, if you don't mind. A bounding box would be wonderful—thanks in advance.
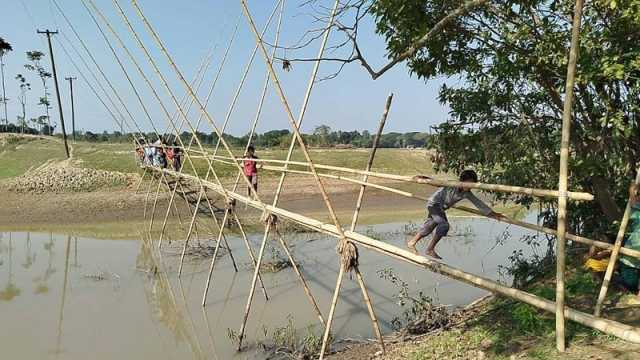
[191,154,594,201]
[197,158,640,259]
[320,94,393,357]
[149,166,640,344]
[238,0,340,350]
[594,170,640,316]
[200,0,285,305]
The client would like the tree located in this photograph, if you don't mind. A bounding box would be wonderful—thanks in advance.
[25,50,52,135]
[365,0,640,237]
[15,74,30,134]
[0,37,12,126]
[313,124,332,147]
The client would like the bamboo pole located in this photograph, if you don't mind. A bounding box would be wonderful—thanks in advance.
[143,174,158,220]
[235,225,271,348]
[231,210,269,300]
[194,154,594,201]
[148,172,166,232]
[147,167,640,344]
[348,94,394,354]
[235,0,340,350]
[274,228,325,326]
[134,167,147,193]
[321,93,393,357]
[320,264,344,359]
[594,170,640,316]
[179,160,640,259]
[202,209,232,306]
[179,188,204,276]
[199,1,285,304]
[555,0,584,351]
[350,93,393,230]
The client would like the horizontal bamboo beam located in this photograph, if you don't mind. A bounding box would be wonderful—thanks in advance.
[185,161,639,259]
[148,166,640,344]
[187,154,594,201]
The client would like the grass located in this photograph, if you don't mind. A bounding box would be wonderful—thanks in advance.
[0,135,66,179]
[382,264,635,360]
[1,136,436,180]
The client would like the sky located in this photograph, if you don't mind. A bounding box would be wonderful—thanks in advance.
[1,0,450,135]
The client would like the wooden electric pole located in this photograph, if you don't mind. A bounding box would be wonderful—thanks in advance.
[37,29,69,158]
[65,76,77,142]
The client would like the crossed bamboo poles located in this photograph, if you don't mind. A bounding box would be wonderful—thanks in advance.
[60,0,640,355]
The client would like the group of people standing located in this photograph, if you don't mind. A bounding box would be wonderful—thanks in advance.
[136,137,182,171]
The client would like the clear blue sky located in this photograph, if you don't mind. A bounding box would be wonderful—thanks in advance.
[2,0,449,135]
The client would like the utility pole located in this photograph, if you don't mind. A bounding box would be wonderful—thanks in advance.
[65,76,77,142]
[37,29,69,158]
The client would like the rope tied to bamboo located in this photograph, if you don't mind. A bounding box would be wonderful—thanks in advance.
[337,238,359,273]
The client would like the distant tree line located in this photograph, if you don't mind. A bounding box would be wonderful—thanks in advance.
[1,123,433,149]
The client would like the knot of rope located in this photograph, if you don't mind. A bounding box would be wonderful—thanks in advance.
[337,237,358,273]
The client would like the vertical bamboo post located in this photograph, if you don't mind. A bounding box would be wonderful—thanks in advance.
[319,264,345,359]
[594,170,640,316]
[555,0,584,351]
[350,93,393,230]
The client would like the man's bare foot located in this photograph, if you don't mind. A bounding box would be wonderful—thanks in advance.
[407,240,419,255]
[426,249,442,260]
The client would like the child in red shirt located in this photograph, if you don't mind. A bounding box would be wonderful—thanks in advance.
[243,146,259,197]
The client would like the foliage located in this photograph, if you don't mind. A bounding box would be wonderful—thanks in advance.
[378,267,452,334]
[24,50,52,135]
[371,0,640,238]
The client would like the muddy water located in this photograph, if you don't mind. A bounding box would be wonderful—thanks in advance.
[0,215,544,359]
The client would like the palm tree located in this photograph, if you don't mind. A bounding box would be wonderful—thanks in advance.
[0,37,13,126]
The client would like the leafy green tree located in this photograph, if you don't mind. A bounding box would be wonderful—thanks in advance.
[25,50,52,135]
[367,0,640,237]
[313,125,332,147]
[0,37,12,126]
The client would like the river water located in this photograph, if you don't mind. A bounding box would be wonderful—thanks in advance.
[0,215,543,359]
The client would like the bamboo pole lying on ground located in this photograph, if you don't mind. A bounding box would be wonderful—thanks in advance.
[150,166,640,344]
[190,154,594,201]
[594,170,640,316]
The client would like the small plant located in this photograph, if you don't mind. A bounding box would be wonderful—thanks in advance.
[257,315,324,359]
[378,267,452,334]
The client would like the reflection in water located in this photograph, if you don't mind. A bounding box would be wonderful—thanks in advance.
[54,236,71,357]
[0,217,542,360]
[0,233,21,301]
[138,236,206,359]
